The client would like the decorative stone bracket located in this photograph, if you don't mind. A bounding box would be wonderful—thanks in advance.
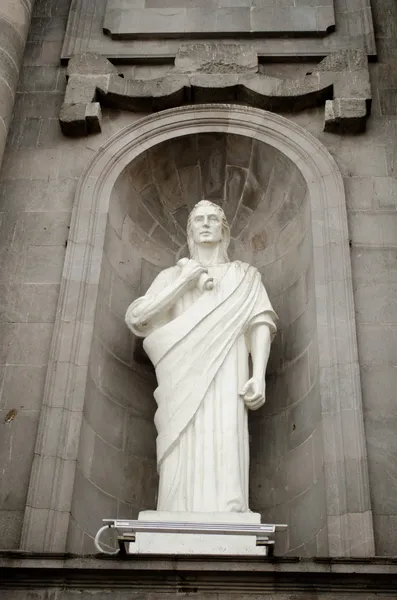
[59,44,371,137]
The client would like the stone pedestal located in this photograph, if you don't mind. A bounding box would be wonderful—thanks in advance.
[129,511,267,556]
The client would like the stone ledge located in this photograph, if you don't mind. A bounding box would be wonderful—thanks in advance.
[1,553,397,594]
[59,45,371,137]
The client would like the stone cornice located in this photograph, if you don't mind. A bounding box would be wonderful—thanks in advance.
[1,553,397,594]
[59,45,371,137]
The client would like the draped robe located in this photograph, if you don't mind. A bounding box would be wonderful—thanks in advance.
[126,261,277,513]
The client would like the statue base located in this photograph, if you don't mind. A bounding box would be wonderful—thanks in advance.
[128,511,268,556]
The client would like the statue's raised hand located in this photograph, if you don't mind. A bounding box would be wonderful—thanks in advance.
[239,377,265,410]
[177,258,213,292]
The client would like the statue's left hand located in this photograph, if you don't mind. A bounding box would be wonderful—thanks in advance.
[239,377,265,410]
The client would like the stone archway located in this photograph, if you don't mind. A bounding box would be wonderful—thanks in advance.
[21,105,374,557]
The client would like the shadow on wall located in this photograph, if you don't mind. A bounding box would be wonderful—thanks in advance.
[68,133,326,556]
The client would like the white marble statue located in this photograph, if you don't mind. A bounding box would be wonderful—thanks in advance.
[125,200,277,513]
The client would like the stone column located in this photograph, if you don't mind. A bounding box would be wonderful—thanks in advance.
[0,0,35,169]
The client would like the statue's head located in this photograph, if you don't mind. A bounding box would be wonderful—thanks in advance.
[187,200,230,262]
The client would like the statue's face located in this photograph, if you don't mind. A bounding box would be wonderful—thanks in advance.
[190,205,223,245]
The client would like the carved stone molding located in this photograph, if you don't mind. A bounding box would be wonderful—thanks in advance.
[23,105,374,557]
[61,0,376,61]
[2,555,397,594]
[103,0,335,39]
[59,46,371,137]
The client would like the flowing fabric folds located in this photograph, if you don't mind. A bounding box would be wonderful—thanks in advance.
[143,264,273,466]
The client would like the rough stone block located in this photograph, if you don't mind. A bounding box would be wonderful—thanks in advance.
[59,103,88,136]
[324,98,368,133]
[59,52,115,135]
[64,75,97,104]
[190,73,239,103]
[85,102,102,134]
[333,71,371,101]
[59,102,102,137]
[175,43,258,74]
[67,52,118,77]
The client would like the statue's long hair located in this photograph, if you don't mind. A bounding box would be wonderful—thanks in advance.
[187,200,230,263]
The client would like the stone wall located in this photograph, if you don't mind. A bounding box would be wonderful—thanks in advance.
[0,0,73,549]
[0,0,35,172]
[0,0,142,549]
[350,0,397,557]
[0,0,396,556]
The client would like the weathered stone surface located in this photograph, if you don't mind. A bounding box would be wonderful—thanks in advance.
[175,43,258,74]
[64,75,106,105]
[325,99,368,134]
[103,0,335,39]
[3,554,397,597]
[0,1,35,180]
[67,52,118,77]
[62,0,376,61]
[59,103,89,137]
[59,47,372,136]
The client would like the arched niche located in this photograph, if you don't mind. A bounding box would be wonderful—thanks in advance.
[21,105,374,558]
